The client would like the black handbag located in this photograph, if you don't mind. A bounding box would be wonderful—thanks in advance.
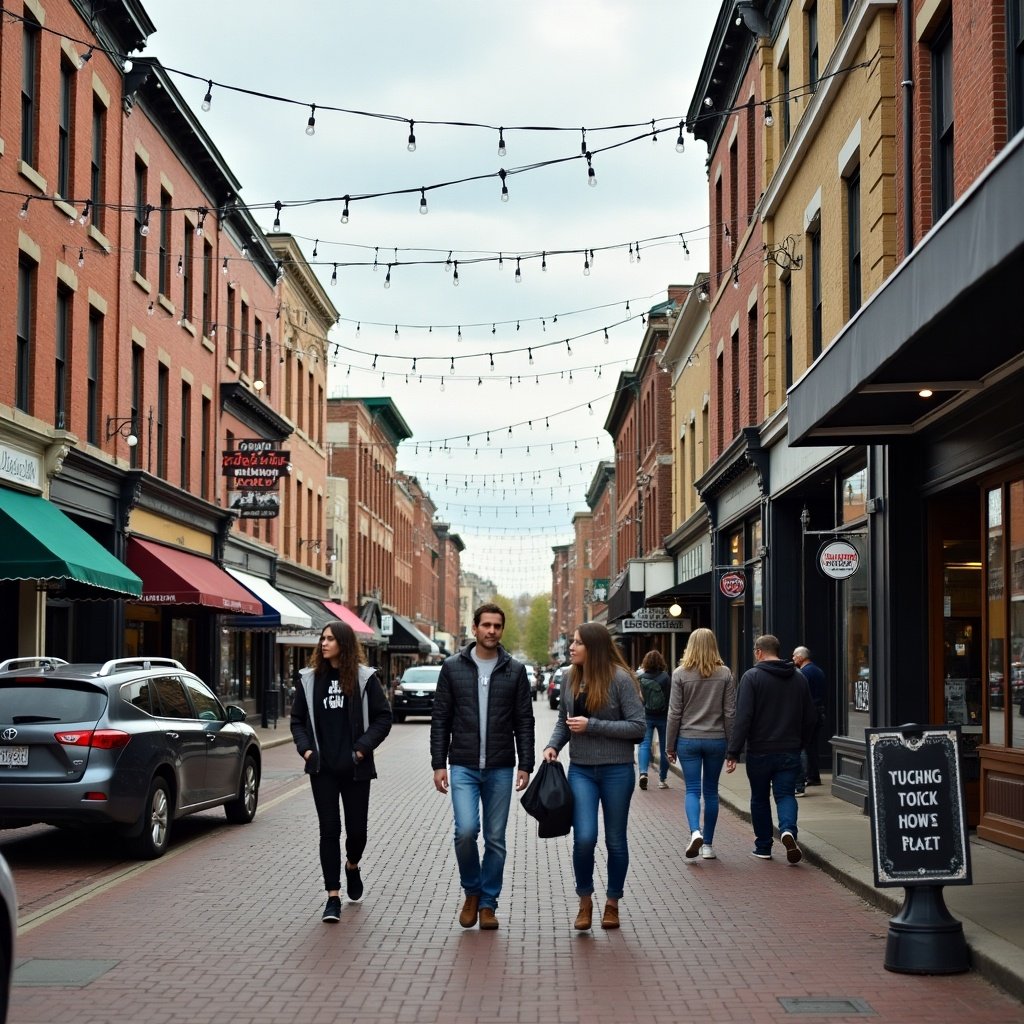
[520,760,574,838]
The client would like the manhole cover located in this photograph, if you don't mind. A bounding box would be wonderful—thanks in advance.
[14,959,120,987]
[779,997,875,1015]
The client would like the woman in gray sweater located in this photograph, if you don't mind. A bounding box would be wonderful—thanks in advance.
[543,622,645,930]
[666,628,736,861]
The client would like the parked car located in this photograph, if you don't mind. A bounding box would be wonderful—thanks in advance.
[391,664,442,723]
[0,656,261,860]
[548,666,570,710]
[0,852,14,1024]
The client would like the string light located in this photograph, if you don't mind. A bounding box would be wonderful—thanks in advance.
[453,261,459,287]
[341,197,350,224]
[764,104,774,127]
[77,247,85,268]
[497,128,507,156]
[201,80,213,111]
[675,120,686,152]
[585,151,597,187]
[331,263,338,285]
[273,200,282,230]
[419,188,428,215]
[384,265,392,288]
[78,199,91,225]
[514,257,522,283]
[176,255,183,275]
[19,198,29,218]
[406,119,416,152]
[306,104,316,136]
[499,168,509,202]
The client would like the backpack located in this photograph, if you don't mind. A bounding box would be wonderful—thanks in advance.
[640,672,667,713]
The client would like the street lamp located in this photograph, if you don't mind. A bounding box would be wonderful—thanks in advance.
[106,415,138,447]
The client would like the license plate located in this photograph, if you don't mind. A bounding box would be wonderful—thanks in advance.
[0,746,28,767]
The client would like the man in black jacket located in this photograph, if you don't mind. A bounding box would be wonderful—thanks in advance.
[726,634,816,864]
[431,603,534,930]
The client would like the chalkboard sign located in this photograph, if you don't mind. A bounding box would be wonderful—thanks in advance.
[866,726,972,888]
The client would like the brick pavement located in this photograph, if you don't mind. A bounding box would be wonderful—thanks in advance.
[6,705,1023,1024]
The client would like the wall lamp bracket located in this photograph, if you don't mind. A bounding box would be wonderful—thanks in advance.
[106,416,138,447]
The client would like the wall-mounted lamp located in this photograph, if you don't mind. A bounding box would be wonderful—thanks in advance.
[297,538,322,553]
[668,603,683,618]
[252,378,265,392]
[106,416,138,447]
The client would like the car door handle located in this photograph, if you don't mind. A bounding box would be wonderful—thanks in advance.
[166,732,179,740]
[206,733,217,742]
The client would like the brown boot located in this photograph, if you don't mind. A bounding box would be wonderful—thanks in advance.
[601,902,620,929]
[459,894,480,928]
[478,907,499,930]
[574,896,593,931]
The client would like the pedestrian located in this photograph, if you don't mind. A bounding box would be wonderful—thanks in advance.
[291,620,393,923]
[666,627,736,861]
[542,622,646,931]
[430,603,535,931]
[726,634,817,864]
[792,645,827,791]
[636,649,671,791]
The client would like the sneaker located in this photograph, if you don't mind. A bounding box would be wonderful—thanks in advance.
[700,845,716,859]
[751,849,773,860]
[795,789,806,797]
[685,830,704,858]
[345,864,364,903]
[639,773,648,791]
[658,779,669,789]
[781,830,802,864]
[322,896,342,922]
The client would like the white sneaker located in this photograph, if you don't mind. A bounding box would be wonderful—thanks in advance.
[685,830,703,858]
[658,779,669,789]
[700,845,716,859]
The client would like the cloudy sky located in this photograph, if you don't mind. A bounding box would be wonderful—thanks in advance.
[143,0,720,596]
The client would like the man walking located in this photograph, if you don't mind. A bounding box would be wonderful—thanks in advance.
[726,635,816,863]
[792,645,827,791]
[431,603,535,930]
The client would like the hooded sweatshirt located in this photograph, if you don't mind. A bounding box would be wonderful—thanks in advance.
[727,657,816,759]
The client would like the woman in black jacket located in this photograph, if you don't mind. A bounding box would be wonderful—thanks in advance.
[291,619,392,923]
[637,649,671,790]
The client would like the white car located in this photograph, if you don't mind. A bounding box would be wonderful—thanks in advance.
[0,851,15,1024]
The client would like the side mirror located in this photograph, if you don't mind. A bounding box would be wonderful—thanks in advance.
[226,704,248,723]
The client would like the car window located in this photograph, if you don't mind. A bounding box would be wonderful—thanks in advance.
[402,667,441,684]
[121,679,154,715]
[0,682,106,724]
[183,676,225,722]
[150,676,194,719]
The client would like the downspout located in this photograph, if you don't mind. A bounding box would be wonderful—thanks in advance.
[901,0,914,252]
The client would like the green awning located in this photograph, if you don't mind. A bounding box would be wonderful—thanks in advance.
[0,488,142,597]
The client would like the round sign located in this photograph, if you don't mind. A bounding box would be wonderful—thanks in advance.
[719,571,745,599]
[818,539,860,580]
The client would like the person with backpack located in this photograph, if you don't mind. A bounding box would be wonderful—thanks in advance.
[637,649,672,790]
[291,619,393,922]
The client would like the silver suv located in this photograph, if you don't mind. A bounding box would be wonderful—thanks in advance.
[0,657,261,859]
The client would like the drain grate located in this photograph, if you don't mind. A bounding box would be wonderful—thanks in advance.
[14,958,120,987]
[779,997,875,1015]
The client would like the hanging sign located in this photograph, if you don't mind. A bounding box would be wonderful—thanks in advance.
[818,538,860,580]
[719,571,745,599]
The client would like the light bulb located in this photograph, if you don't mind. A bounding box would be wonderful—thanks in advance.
[384,267,391,289]
[123,58,133,72]
[704,96,713,107]
[407,120,416,152]
[77,248,85,268]
[498,129,506,156]
[764,104,774,127]
[587,166,597,187]
[201,81,213,112]
[419,188,428,215]
[330,265,337,285]
[306,105,316,136]
[126,433,138,448]
[341,198,350,224]
[140,222,149,237]
[253,378,264,391]
[676,120,686,152]
[19,199,29,219]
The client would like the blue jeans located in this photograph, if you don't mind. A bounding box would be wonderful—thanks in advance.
[449,765,513,910]
[745,751,801,854]
[638,716,669,781]
[567,762,635,899]
[676,737,728,844]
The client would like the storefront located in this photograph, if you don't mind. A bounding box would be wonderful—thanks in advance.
[788,133,1024,844]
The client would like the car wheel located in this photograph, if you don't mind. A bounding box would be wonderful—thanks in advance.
[224,754,260,824]
[127,777,172,859]
[393,711,405,723]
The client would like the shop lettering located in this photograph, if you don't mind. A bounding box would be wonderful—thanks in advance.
[888,769,943,785]
[890,768,943,855]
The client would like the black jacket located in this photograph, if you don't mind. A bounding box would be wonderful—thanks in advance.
[430,643,535,772]
[291,664,392,781]
[727,658,816,759]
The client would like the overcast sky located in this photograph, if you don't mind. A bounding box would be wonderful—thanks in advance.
[143,0,719,596]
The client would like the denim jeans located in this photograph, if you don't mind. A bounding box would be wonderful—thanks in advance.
[449,765,514,910]
[745,751,801,854]
[676,737,728,844]
[638,716,669,781]
[567,762,635,899]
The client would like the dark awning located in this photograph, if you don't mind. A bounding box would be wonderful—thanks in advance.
[127,538,261,614]
[0,488,141,597]
[789,132,1024,446]
[645,572,713,606]
[388,613,438,655]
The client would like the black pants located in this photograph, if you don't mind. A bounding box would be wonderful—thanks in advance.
[309,767,371,891]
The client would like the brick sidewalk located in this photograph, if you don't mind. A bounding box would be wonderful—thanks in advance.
[8,707,1023,1024]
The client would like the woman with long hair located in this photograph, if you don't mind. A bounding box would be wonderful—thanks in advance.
[636,649,671,790]
[291,620,392,922]
[543,622,645,930]
[666,627,736,861]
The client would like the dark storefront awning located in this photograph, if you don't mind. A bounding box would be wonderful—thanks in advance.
[0,488,142,597]
[789,132,1024,446]
[127,539,261,614]
[388,613,439,656]
[223,568,312,629]
[323,600,379,642]
[645,572,713,607]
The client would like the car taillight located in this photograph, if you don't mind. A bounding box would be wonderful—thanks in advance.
[55,730,131,750]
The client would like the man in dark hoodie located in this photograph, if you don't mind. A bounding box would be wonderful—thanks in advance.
[725,634,817,863]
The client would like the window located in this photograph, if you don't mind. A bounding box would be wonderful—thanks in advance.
[932,18,955,218]
[87,311,101,445]
[746,305,757,423]
[133,160,148,276]
[782,274,794,389]
[55,287,71,430]
[1011,0,1024,135]
[809,223,823,359]
[21,17,40,165]
[181,221,193,324]
[745,98,756,222]
[131,344,143,469]
[807,3,819,91]
[58,62,75,197]
[91,99,107,233]
[846,167,862,316]
[254,317,264,387]
[200,396,211,500]
[688,419,696,494]
[226,285,236,362]
[16,259,35,413]
[730,329,740,435]
[779,56,792,146]
[240,301,250,374]
[728,138,739,247]
[715,352,724,455]
[183,677,223,722]
[151,676,192,719]
[157,365,168,478]
[158,189,172,295]
[714,176,724,279]
[180,382,191,490]
[202,240,212,335]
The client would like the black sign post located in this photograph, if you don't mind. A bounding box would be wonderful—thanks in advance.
[866,725,971,974]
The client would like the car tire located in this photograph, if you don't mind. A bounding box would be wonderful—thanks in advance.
[224,753,260,824]
[127,776,172,859]
[393,711,406,724]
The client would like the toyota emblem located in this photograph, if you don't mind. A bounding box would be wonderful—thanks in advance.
[1,727,17,742]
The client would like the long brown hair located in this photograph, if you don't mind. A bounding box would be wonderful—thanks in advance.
[681,627,726,679]
[571,621,639,712]
[640,649,666,674]
[310,619,365,697]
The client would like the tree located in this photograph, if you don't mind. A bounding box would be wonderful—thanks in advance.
[524,594,550,665]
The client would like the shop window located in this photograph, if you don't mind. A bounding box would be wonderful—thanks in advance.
[1011,0,1024,135]
[932,18,955,219]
